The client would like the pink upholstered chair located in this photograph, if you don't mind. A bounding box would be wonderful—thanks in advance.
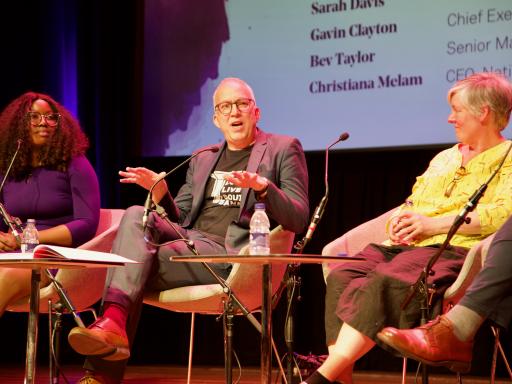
[7,208,125,313]
[322,207,394,280]
[144,225,296,384]
[5,208,125,382]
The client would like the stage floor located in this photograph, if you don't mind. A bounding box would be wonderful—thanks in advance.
[0,364,509,383]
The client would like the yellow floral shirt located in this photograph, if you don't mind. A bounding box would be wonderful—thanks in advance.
[388,140,512,248]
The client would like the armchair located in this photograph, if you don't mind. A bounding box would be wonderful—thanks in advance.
[7,208,125,313]
[144,224,296,384]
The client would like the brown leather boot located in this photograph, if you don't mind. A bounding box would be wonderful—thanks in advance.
[377,315,473,373]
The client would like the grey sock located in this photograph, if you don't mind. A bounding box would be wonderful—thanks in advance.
[445,305,484,341]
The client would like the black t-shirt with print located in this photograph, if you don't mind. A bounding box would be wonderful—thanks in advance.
[192,146,252,242]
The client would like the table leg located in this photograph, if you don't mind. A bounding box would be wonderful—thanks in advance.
[261,263,272,383]
[25,268,40,384]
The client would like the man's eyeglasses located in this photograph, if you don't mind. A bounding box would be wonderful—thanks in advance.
[444,166,468,198]
[27,111,60,127]
[215,98,254,116]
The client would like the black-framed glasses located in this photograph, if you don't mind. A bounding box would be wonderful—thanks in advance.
[27,111,60,127]
[444,166,468,198]
[215,98,254,115]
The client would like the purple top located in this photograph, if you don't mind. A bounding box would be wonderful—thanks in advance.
[0,155,101,247]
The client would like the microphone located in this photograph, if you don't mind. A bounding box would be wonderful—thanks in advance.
[0,139,23,242]
[142,145,220,230]
[0,203,22,242]
[337,132,349,142]
[453,183,487,227]
[295,132,350,252]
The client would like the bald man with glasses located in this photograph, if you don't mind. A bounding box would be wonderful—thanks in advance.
[68,77,310,384]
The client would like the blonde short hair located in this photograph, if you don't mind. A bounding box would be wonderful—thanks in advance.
[448,72,512,130]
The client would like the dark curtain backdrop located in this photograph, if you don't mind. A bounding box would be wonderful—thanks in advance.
[0,0,508,378]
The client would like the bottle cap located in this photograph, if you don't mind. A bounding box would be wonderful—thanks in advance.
[27,218,36,224]
[255,202,265,210]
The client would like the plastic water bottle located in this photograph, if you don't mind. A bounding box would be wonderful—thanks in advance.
[249,203,270,255]
[21,219,39,253]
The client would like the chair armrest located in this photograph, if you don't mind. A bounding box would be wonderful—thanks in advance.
[78,208,125,252]
[77,224,119,253]
[443,233,495,312]
[321,207,396,280]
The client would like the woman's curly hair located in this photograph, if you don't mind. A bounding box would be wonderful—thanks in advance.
[0,92,89,179]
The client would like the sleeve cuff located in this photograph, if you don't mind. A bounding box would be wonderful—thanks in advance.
[255,177,269,200]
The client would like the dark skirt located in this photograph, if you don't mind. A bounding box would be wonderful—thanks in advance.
[325,243,468,349]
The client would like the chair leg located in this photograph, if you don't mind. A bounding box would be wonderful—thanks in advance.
[401,357,407,384]
[498,345,512,380]
[491,326,499,384]
[187,313,195,384]
[270,337,286,382]
[491,325,512,382]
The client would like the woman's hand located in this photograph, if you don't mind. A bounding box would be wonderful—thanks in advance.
[0,231,18,252]
[389,211,437,245]
[387,215,404,244]
[119,167,168,201]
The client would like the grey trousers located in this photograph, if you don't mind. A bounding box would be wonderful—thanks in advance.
[84,205,231,382]
[460,214,512,329]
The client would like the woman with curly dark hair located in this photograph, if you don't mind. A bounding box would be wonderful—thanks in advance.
[0,92,100,315]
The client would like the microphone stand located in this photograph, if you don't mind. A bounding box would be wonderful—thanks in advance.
[285,133,349,384]
[400,202,474,384]
[401,142,512,383]
[45,271,87,384]
[0,139,23,242]
[44,271,86,328]
[152,203,286,383]
[285,201,328,384]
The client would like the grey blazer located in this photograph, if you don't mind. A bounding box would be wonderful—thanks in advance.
[161,128,309,253]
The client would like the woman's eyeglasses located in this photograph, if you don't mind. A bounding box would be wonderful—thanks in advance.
[27,111,60,127]
[445,166,468,198]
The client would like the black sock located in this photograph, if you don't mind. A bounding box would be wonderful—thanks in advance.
[305,371,332,384]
